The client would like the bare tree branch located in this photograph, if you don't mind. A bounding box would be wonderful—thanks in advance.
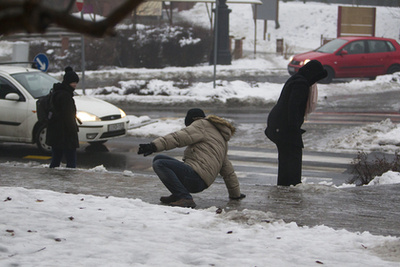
[0,0,144,37]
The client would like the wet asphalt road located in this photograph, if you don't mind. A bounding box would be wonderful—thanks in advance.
[1,89,400,187]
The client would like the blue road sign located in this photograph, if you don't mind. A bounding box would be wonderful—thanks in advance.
[33,53,49,72]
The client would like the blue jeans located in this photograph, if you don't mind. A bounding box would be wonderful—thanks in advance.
[50,148,77,168]
[152,154,207,200]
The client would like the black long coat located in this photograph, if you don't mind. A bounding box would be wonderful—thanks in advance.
[265,74,309,148]
[45,83,79,149]
[265,60,328,148]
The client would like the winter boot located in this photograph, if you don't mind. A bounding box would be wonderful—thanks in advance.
[169,198,197,208]
[160,195,179,204]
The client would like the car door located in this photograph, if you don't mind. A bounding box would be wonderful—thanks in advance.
[365,40,392,76]
[335,40,368,78]
[0,76,31,142]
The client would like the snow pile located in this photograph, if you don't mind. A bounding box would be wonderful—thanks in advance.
[88,165,108,173]
[90,78,284,104]
[368,171,400,186]
[0,41,13,57]
[1,186,400,267]
[87,72,400,107]
[327,119,400,152]
[128,116,183,137]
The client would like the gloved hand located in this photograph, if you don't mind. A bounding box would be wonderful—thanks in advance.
[138,143,156,156]
[229,193,246,200]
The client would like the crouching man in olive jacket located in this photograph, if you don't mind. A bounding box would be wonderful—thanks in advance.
[138,108,245,208]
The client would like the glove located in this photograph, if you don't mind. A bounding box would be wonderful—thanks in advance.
[229,193,246,200]
[138,143,156,156]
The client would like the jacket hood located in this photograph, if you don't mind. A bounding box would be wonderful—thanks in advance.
[298,60,328,85]
[206,115,236,141]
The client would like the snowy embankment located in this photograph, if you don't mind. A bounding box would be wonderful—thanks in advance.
[1,186,400,267]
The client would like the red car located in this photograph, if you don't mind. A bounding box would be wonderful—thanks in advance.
[288,36,400,83]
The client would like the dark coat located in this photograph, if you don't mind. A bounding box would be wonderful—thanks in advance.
[265,74,309,148]
[265,60,328,148]
[45,82,79,149]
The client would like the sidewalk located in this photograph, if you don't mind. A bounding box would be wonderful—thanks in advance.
[1,164,399,237]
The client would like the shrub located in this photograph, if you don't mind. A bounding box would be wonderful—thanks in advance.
[118,23,212,68]
[29,22,212,71]
[84,36,118,69]
[29,40,81,72]
[162,23,212,67]
[350,151,400,185]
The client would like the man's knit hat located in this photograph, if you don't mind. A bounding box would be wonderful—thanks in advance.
[62,66,79,85]
[185,108,206,126]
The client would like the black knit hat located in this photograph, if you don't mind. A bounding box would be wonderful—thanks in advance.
[298,60,328,85]
[185,108,206,126]
[62,66,79,85]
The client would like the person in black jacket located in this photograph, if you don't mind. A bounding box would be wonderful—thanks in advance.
[265,60,327,186]
[46,67,80,168]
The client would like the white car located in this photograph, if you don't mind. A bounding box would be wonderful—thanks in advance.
[0,65,129,153]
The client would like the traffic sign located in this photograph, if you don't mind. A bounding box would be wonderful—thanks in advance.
[76,0,84,12]
[33,53,49,72]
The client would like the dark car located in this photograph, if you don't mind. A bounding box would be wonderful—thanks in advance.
[288,36,400,83]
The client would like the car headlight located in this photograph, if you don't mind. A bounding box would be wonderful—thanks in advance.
[289,55,294,62]
[301,59,311,66]
[76,111,101,122]
[119,108,126,118]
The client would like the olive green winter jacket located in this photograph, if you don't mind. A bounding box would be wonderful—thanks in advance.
[151,115,241,198]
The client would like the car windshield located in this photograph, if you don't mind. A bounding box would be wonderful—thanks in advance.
[315,39,348,53]
[11,71,59,99]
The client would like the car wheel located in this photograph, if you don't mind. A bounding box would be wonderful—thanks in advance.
[320,66,334,84]
[36,124,52,154]
[387,64,400,74]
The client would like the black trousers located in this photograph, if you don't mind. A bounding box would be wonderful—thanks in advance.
[276,142,302,186]
[50,148,77,168]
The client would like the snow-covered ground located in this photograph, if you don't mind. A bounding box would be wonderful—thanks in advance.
[1,185,400,267]
[1,2,400,266]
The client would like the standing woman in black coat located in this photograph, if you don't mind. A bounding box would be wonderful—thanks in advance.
[46,67,80,168]
[265,60,327,186]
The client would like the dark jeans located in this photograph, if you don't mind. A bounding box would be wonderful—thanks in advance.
[50,148,77,168]
[276,142,302,186]
[152,154,207,200]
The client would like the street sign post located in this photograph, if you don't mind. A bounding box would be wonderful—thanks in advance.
[33,53,49,72]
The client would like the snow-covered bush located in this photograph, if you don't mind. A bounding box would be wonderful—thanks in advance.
[118,23,212,68]
[28,22,211,71]
[350,151,400,185]
[29,40,81,72]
